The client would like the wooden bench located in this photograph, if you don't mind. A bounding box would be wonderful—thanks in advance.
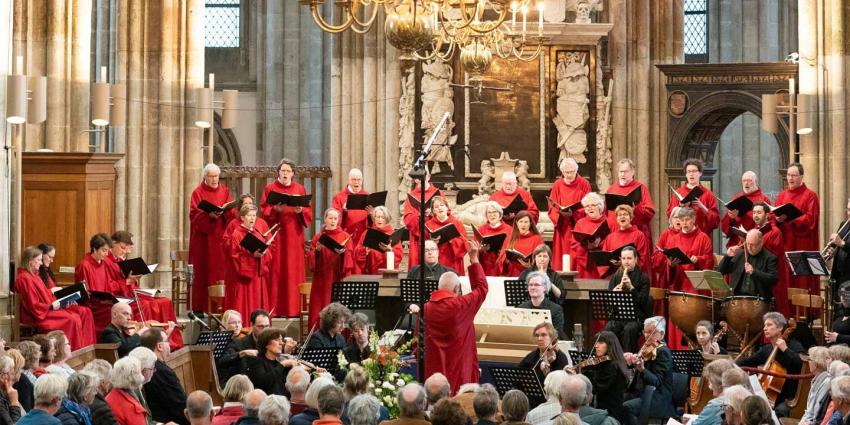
[165,345,224,405]
[65,343,121,370]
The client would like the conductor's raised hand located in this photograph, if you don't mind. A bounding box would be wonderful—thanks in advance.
[467,240,481,263]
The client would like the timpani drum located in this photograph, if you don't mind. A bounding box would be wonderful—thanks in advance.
[721,296,771,337]
[667,291,721,337]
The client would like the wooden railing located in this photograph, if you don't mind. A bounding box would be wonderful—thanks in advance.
[220,165,333,239]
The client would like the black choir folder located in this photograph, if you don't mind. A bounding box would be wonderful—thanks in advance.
[406,191,441,211]
[265,191,312,207]
[362,227,408,252]
[240,231,277,254]
[501,195,528,217]
[346,191,388,210]
[662,247,695,265]
[604,187,642,211]
[723,195,754,214]
[118,258,158,278]
[769,203,804,223]
[471,227,507,253]
[504,248,533,263]
[197,199,238,214]
[53,282,89,306]
[589,244,636,267]
[572,221,611,245]
[426,223,461,245]
[318,234,349,252]
[546,196,582,214]
[670,184,704,205]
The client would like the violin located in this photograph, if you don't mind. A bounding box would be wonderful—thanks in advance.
[574,355,611,372]
[638,341,661,361]
[123,320,183,333]
[278,354,323,372]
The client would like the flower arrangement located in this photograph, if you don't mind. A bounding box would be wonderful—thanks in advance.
[338,330,417,418]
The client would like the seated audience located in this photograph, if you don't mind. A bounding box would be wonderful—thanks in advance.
[517,275,566,339]
[342,364,389,424]
[33,334,56,377]
[307,303,352,350]
[46,330,76,377]
[344,313,372,365]
[473,384,500,425]
[55,372,97,425]
[291,377,335,425]
[259,395,292,425]
[527,371,568,425]
[235,388,267,425]
[800,346,833,425]
[574,374,618,425]
[139,329,189,425]
[348,395,382,425]
[6,348,33,412]
[553,415,581,425]
[519,322,569,384]
[213,374,253,425]
[0,354,22,424]
[286,366,311,415]
[501,390,530,425]
[721,385,753,425]
[430,398,469,425]
[16,373,67,425]
[738,395,774,425]
[425,373,451,413]
[830,345,850,365]
[557,375,587,425]
[518,244,564,306]
[81,360,117,425]
[185,391,215,425]
[316,386,347,425]
[826,281,850,345]
[18,340,40,386]
[245,328,297,396]
[453,383,480,422]
[379,383,429,425]
[690,359,736,425]
[105,356,150,425]
[98,302,145,357]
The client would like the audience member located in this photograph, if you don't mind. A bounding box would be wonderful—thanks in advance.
[691,359,736,425]
[139,329,189,424]
[502,390,531,425]
[430,398,469,425]
[6,348,33,411]
[721,385,753,425]
[738,396,773,425]
[185,391,215,425]
[45,330,76,377]
[343,364,389,424]
[379,383,429,425]
[291,377,335,425]
[425,373,451,413]
[527,371,567,425]
[33,333,56,377]
[574,375,617,425]
[286,366,311,415]
[259,395,291,425]
[18,340,40,386]
[81,360,117,425]
[316,386,347,425]
[473,384,499,425]
[55,373,96,425]
[213,374,253,425]
[552,414,581,425]
[105,356,151,425]
[348,394,382,425]
[234,388,267,425]
[799,346,833,425]
[0,354,22,424]
[16,373,66,425]
[453,384,480,422]
[557,375,587,425]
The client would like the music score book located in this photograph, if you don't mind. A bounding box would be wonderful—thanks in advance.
[318,234,349,252]
[265,191,312,207]
[589,243,636,267]
[362,227,408,252]
[197,199,238,214]
[684,270,729,292]
[501,195,528,217]
[769,203,804,223]
[546,196,582,214]
[604,187,642,211]
[669,184,704,205]
[504,248,533,263]
[240,231,275,254]
[572,221,611,245]
[53,282,89,305]
[346,191,388,210]
[723,195,754,214]
[471,226,507,253]
[426,223,461,245]
[406,192,441,211]
[662,247,695,265]
[118,258,158,278]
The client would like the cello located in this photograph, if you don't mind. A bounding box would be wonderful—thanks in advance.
[758,318,797,408]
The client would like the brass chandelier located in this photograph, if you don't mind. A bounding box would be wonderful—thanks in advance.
[301,0,549,80]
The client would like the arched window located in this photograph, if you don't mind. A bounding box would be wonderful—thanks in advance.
[684,0,708,63]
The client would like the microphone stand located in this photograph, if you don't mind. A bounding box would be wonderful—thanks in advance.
[409,112,450,384]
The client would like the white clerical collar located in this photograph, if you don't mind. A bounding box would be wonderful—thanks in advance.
[619,179,633,187]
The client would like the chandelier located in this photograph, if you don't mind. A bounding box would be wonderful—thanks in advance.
[301,0,549,80]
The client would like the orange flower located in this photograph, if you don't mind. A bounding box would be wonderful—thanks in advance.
[379,353,388,366]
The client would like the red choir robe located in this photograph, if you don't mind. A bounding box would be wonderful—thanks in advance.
[75,253,129,332]
[189,182,236,311]
[665,183,720,238]
[224,216,270,248]
[774,183,820,294]
[425,215,469,276]
[16,268,96,350]
[570,216,610,279]
[597,226,650,278]
[650,227,679,317]
[332,187,371,243]
[424,262,488,394]
[308,228,355,330]
[548,175,590,271]
[403,185,443,267]
[261,179,314,317]
[353,224,404,274]
[104,252,184,350]
[720,190,771,248]
[501,232,545,277]
[605,179,656,245]
[476,222,512,276]
[489,187,540,225]
[226,225,272,320]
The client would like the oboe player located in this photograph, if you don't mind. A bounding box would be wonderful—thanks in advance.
[603,246,652,352]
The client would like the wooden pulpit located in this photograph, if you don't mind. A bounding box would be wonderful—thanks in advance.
[21,152,124,284]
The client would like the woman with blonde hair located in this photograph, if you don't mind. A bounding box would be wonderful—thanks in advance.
[45,330,76,377]
[476,201,512,276]
[213,374,254,425]
[353,206,403,274]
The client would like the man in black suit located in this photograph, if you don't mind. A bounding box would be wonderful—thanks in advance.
[407,240,457,280]
[218,309,272,384]
[719,229,779,300]
[139,329,189,425]
[98,302,146,357]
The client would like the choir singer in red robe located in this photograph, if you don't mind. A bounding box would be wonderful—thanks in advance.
[75,233,131,330]
[501,211,544,277]
[476,201,512,276]
[570,192,610,278]
[605,159,655,244]
[424,240,488,394]
[261,158,314,317]
[720,171,771,249]
[597,205,649,278]
[665,159,719,238]
[17,246,96,350]
[226,205,273,320]
[224,194,269,247]
[752,202,790,315]
[189,163,235,311]
[403,172,443,267]
[490,171,540,225]
[548,158,590,271]
[774,163,821,294]
[308,208,354,330]
[353,206,403,274]
[425,197,468,276]
[332,168,371,243]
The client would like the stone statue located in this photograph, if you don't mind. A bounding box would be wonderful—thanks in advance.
[421,58,457,174]
[398,64,416,203]
[594,44,613,190]
[553,51,590,165]
[477,159,496,196]
[569,0,602,24]
[515,160,531,191]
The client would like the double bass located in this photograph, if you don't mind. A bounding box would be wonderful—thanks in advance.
[758,319,797,408]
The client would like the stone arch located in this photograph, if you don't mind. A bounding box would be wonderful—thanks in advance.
[204,112,242,166]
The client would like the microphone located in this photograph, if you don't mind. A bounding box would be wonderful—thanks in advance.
[186,264,194,287]
[573,323,584,352]
[187,311,210,330]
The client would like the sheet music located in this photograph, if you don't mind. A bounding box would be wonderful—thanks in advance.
[808,258,826,275]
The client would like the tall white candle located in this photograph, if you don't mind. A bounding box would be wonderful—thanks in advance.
[538,2,544,35]
[562,254,571,272]
[522,5,527,37]
[386,251,395,270]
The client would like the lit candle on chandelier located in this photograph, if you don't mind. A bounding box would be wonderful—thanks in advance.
[521,4,528,38]
[537,1,545,36]
[511,1,518,30]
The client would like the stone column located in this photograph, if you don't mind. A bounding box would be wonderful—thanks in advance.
[1,0,13,307]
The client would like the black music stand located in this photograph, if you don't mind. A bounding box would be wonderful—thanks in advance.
[490,367,545,406]
[504,280,530,307]
[194,331,234,360]
[785,251,830,277]
[670,350,704,377]
[331,281,379,312]
[400,279,439,307]
[301,348,340,372]
[568,350,592,364]
[589,290,638,322]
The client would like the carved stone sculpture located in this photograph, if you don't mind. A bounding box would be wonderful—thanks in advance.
[553,51,590,165]
[515,160,531,191]
[478,159,496,196]
[398,64,416,202]
[595,44,614,190]
[568,0,602,24]
[421,58,457,174]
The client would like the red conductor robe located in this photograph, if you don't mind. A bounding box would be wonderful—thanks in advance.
[548,175,591,271]
[490,187,540,225]
[570,216,610,279]
[476,222,512,276]
[226,225,272,320]
[353,224,403,274]
[261,179,314,317]
[501,232,545,277]
[597,226,650,278]
[75,253,129,332]
[403,184,443,267]
[425,215,469,276]
[104,252,184,350]
[774,183,820,294]
[308,227,354,330]
[189,182,235,311]
[16,268,96,350]
[332,187,371,243]
[720,189,771,248]
[424,262,488,394]
[666,183,720,238]
[606,179,656,244]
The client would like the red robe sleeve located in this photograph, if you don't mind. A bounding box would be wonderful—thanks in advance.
[634,183,656,227]
[16,270,54,322]
[520,189,540,223]
[785,189,819,234]
[190,189,217,235]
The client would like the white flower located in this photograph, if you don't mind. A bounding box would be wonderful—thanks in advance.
[383,395,393,405]
[396,379,405,387]
[375,388,383,394]
[382,381,395,390]
[388,372,398,380]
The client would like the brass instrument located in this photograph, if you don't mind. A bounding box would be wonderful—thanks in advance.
[822,220,850,262]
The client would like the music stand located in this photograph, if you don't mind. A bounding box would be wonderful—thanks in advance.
[194,331,234,360]
[504,280,530,307]
[301,348,340,372]
[331,281,379,312]
[568,350,592,364]
[589,290,638,322]
[490,367,545,406]
[400,279,438,306]
[785,251,831,277]
[685,270,730,292]
[670,350,705,377]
